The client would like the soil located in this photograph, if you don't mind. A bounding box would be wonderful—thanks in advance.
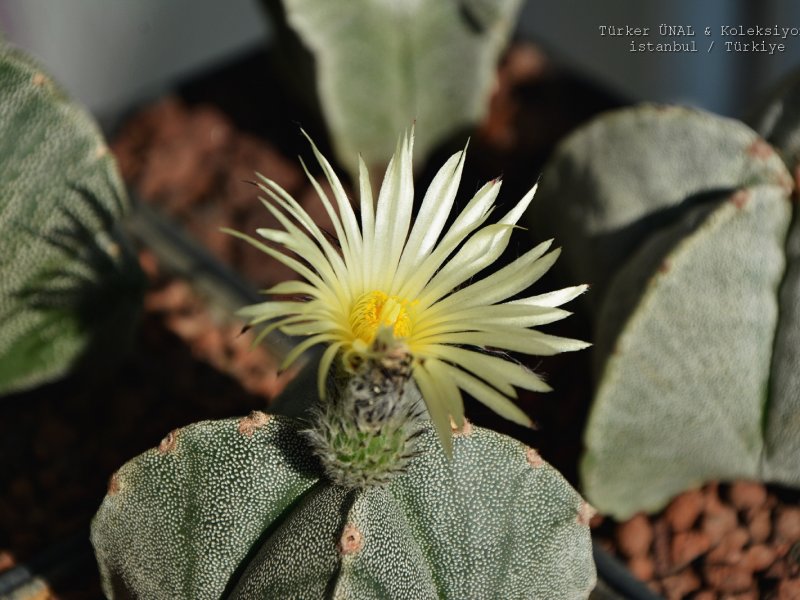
[2,39,798,600]
[593,482,800,599]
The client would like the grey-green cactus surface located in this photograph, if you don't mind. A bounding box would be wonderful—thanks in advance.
[0,43,144,395]
[92,412,596,599]
[530,104,799,519]
[281,0,522,179]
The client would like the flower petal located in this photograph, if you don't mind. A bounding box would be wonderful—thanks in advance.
[442,363,533,427]
[371,130,415,290]
[395,180,500,300]
[425,243,557,317]
[412,363,454,457]
[421,328,591,356]
[393,147,466,286]
[509,285,589,308]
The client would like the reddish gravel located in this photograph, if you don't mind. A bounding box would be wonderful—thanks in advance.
[595,482,800,598]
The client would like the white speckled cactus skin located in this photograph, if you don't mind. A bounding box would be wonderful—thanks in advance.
[529,104,800,519]
[91,412,596,599]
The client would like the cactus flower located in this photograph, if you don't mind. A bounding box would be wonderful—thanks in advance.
[228,130,588,452]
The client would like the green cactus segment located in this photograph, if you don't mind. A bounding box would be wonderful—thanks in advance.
[281,0,522,177]
[0,44,144,395]
[91,414,320,599]
[528,104,800,518]
[582,183,792,519]
[763,207,800,481]
[229,483,351,598]
[750,69,800,171]
[748,69,800,482]
[93,415,596,599]
[529,105,792,310]
[235,423,595,599]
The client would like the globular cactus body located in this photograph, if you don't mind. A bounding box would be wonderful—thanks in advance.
[280,0,523,178]
[0,42,143,395]
[530,104,800,519]
[92,412,596,599]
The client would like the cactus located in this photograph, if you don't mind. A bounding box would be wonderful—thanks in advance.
[280,0,523,178]
[92,410,596,599]
[529,104,799,519]
[0,42,144,395]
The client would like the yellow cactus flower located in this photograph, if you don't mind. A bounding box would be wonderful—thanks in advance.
[228,130,588,453]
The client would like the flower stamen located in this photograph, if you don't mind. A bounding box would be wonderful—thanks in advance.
[350,291,414,344]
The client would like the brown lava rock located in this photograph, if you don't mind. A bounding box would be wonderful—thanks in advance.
[704,564,754,593]
[595,482,800,598]
[671,530,711,567]
[661,569,701,599]
[748,507,773,543]
[777,578,800,599]
[729,481,767,511]
[707,528,749,565]
[664,488,704,532]
[628,555,655,581]
[776,507,800,544]
[616,513,654,558]
[742,544,777,572]
[702,503,739,545]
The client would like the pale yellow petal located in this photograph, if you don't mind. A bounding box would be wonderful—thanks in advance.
[358,154,374,288]
[280,333,337,371]
[414,303,571,336]
[412,363,454,457]
[317,341,344,400]
[415,223,516,309]
[222,228,327,291]
[264,280,321,299]
[371,130,415,290]
[256,176,349,283]
[424,345,552,394]
[444,364,533,427]
[497,181,538,226]
[439,178,500,249]
[509,285,589,308]
[302,130,362,256]
[393,148,466,287]
[299,157,355,273]
[420,328,591,356]
[256,226,347,305]
[424,244,558,318]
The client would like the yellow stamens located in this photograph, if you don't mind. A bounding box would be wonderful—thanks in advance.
[350,291,414,344]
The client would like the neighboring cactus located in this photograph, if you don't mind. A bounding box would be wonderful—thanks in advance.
[529,104,799,519]
[92,410,596,599]
[92,123,595,597]
[279,0,523,178]
[0,42,144,395]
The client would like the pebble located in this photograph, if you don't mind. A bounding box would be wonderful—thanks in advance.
[628,555,654,581]
[747,507,772,544]
[616,513,654,558]
[706,527,749,564]
[776,507,800,544]
[703,504,739,545]
[741,544,776,572]
[777,578,800,600]
[723,588,759,600]
[664,489,704,532]
[704,564,754,593]
[729,481,767,511]
[661,569,701,599]
[671,531,711,567]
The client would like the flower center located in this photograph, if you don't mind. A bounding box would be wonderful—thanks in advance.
[350,291,414,345]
